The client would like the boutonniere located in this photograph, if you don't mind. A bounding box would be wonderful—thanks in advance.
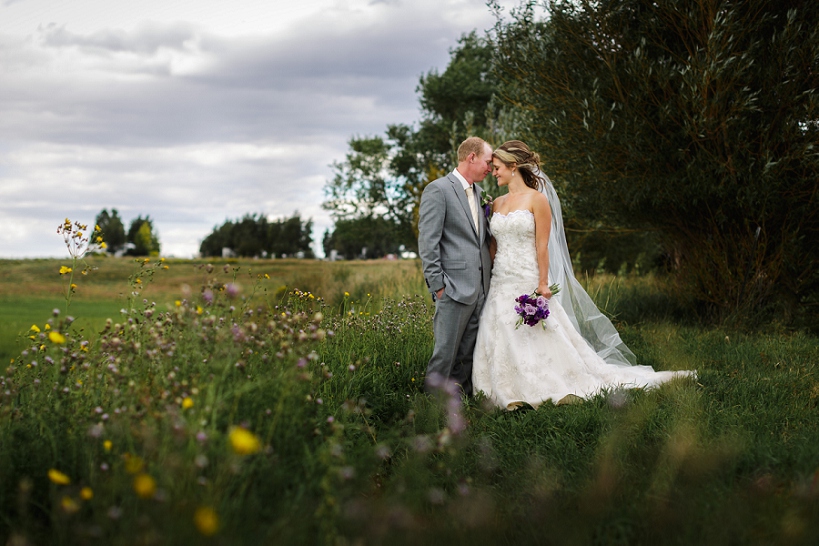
[481,194,494,219]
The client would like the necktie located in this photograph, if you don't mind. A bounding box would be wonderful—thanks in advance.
[465,185,479,233]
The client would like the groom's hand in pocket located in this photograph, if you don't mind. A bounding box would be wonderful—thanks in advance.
[436,288,444,300]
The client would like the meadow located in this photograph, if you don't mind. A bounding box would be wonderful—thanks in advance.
[0,257,817,545]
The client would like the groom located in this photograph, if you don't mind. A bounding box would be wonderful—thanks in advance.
[418,136,493,396]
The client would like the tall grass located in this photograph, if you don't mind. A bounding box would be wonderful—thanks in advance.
[0,259,817,544]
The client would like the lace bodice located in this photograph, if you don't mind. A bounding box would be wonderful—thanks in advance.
[490,210,540,288]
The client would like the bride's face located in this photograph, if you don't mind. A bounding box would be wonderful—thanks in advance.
[492,159,514,186]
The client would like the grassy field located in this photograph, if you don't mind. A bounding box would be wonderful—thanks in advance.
[0,257,817,545]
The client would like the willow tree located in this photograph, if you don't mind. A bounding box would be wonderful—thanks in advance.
[494,0,819,322]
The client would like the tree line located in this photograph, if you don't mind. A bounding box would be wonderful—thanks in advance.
[323,0,818,325]
[94,209,161,256]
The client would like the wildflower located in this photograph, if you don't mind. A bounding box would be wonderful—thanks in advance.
[124,454,144,474]
[194,506,220,536]
[95,236,103,243]
[133,474,156,499]
[61,496,80,514]
[80,487,94,500]
[182,397,194,410]
[103,440,112,452]
[30,324,40,333]
[59,266,72,275]
[229,427,261,455]
[48,469,71,485]
[175,300,182,307]
[70,283,77,290]
[196,305,203,315]
[101,242,108,249]
[48,332,66,344]
[44,324,51,330]
[344,292,350,297]
[264,273,270,279]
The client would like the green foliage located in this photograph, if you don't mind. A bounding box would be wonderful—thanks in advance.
[322,216,404,260]
[1,265,818,544]
[323,32,499,251]
[493,0,819,323]
[126,215,161,256]
[94,209,126,255]
[199,212,314,258]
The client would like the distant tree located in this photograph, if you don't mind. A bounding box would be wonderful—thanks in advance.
[494,0,819,321]
[324,32,499,252]
[94,208,126,254]
[126,215,161,256]
[199,213,313,258]
[322,216,403,260]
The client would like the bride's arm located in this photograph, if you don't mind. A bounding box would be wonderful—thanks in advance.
[532,192,553,298]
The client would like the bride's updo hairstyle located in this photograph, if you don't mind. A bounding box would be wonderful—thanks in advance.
[493,140,545,191]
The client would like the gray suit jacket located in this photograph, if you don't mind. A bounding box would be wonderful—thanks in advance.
[418,172,492,304]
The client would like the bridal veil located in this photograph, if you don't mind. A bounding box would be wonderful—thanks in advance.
[540,174,638,367]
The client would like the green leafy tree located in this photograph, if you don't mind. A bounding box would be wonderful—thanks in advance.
[324,32,499,251]
[126,216,161,256]
[322,216,403,260]
[199,213,313,258]
[94,208,126,254]
[494,0,819,322]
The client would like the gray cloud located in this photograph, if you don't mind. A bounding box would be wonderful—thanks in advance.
[0,0,503,258]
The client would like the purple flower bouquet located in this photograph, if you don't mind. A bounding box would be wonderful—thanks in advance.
[514,284,560,329]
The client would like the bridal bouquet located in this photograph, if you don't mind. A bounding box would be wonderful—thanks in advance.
[514,284,560,329]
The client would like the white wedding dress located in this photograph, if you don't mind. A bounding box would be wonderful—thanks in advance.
[473,209,692,410]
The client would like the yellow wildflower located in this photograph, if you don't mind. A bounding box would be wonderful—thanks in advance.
[124,454,144,474]
[175,300,182,307]
[39,344,45,351]
[103,440,112,452]
[196,306,203,315]
[133,474,156,499]
[48,469,71,485]
[344,292,350,297]
[264,273,270,279]
[76,231,83,238]
[70,283,77,290]
[28,335,35,340]
[162,265,169,270]
[95,225,101,232]
[100,242,108,249]
[59,266,72,275]
[135,278,142,284]
[194,506,220,536]
[48,332,66,344]
[80,487,93,500]
[229,427,261,455]
[143,258,150,264]
[30,324,40,333]
[44,324,51,330]
[182,397,194,410]
[61,496,80,514]
[95,236,102,243]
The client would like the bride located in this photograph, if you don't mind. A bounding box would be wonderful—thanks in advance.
[472,140,693,410]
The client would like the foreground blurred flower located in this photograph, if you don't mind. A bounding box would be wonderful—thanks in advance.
[48,469,71,485]
[59,266,72,275]
[124,454,145,474]
[48,331,66,344]
[30,324,40,333]
[182,397,194,410]
[194,506,220,536]
[61,496,80,514]
[229,427,261,455]
[80,487,94,500]
[133,474,157,499]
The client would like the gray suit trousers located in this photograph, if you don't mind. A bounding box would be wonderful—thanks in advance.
[427,289,485,396]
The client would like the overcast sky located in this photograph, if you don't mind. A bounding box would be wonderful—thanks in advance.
[0,0,516,258]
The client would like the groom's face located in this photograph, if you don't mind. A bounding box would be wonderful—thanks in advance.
[467,144,494,183]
